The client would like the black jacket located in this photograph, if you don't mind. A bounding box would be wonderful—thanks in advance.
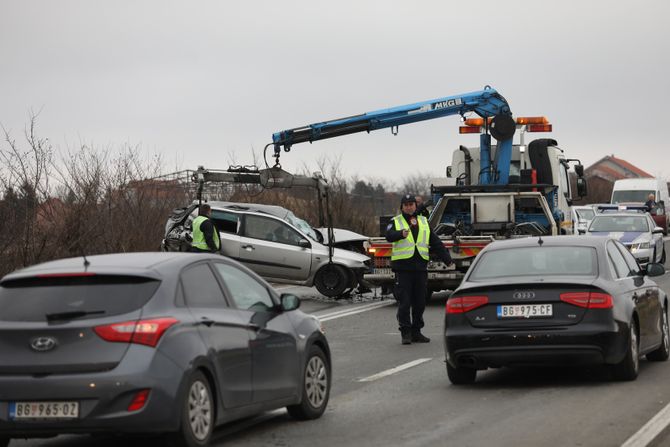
[385,212,452,272]
[200,218,219,252]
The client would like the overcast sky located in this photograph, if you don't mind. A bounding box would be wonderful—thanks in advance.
[2,0,669,189]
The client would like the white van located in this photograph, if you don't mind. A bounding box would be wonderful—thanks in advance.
[611,177,670,234]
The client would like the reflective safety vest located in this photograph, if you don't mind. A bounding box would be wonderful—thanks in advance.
[192,215,220,251]
[391,214,430,261]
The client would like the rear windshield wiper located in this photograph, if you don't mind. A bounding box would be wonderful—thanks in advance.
[45,310,106,322]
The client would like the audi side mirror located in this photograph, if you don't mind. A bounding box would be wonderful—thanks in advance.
[645,263,665,277]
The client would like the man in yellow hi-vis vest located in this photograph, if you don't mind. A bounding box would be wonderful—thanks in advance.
[190,204,221,253]
[386,194,452,345]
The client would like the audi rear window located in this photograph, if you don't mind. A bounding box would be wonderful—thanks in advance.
[469,246,598,280]
[0,275,161,322]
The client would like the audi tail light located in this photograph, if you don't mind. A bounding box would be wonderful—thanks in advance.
[94,318,178,347]
[560,292,613,309]
[446,296,489,314]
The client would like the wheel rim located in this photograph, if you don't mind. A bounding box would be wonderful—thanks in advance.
[321,268,342,290]
[631,325,639,372]
[305,355,328,409]
[187,380,212,441]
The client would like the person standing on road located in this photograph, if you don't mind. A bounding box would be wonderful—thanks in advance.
[190,204,221,253]
[386,194,453,345]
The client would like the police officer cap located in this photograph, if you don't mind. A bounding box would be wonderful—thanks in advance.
[401,194,416,205]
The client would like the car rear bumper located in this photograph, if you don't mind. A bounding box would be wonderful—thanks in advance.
[0,348,186,437]
[445,321,629,369]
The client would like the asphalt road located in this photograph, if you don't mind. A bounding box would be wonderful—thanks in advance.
[10,240,670,447]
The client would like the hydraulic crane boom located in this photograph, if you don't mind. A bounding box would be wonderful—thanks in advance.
[271,86,517,184]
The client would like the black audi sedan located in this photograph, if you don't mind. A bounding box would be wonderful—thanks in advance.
[444,236,668,385]
[0,252,330,447]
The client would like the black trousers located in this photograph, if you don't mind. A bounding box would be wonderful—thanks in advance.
[394,270,427,331]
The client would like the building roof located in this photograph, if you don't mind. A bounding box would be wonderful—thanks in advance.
[586,155,652,180]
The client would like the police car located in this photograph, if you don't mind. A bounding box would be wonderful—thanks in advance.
[586,211,665,265]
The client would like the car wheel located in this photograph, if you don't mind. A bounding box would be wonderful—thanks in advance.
[612,320,639,381]
[0,436,9,447]
[648,308,670,362]
[314,264,351,298]
[446,362,477,385]
[287,345,330,420]
[168,371,214,447]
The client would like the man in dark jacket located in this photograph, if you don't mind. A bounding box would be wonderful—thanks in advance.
[386,194,452,344]
[645,193,657,212]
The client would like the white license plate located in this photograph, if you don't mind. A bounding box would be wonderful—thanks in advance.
[9,401,79,419]
[497,304,553,319]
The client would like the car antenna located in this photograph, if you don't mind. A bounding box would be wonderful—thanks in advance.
[537,234,544,246]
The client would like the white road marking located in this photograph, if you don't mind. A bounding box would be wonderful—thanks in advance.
[621,401,670,447]
[316,301,395,322]
[357,358,432,383]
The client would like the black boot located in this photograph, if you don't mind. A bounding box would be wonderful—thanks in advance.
[411,329,430,343]
[401,329,412,345]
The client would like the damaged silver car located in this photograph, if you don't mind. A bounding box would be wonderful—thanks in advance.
[161,202,371,298]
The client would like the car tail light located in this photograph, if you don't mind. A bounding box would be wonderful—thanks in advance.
[446,295,489,313]
[560,292,613,309]
[94,318,179,347]
[128,389,151,412]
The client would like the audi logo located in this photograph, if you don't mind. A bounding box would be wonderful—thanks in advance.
[512,291,535,300]
[30,336,58,352]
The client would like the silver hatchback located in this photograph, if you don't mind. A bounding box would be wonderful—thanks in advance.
[162,201,371,297]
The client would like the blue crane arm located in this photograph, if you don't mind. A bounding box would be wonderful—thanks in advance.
[271,86,516,185]
[272,87,511,150]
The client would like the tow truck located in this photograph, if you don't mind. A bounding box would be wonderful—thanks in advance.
[270,86,587,295]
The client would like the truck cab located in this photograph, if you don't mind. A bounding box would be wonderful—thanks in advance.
[446,118,586,234]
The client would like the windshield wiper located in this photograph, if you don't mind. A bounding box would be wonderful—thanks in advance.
[45,310,106,322]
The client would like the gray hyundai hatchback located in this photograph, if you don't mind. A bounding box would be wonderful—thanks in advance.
[0,252,331,447]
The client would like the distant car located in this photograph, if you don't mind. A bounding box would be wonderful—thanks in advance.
[571,205,596,235]
[0,252,331,447]
[586,212,665,265]
[161,202,371,297]
[444,236,668,384]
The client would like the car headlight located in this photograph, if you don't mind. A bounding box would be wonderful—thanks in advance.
[631,242,650,251]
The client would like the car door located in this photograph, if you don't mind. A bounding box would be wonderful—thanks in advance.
[237,213,312,281]
[211,261,301,404]
[210,209,242,258]
[180,262,252,408]
[611,241,659,350]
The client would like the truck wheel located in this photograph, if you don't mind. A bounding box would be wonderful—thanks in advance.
[314,265,351,298]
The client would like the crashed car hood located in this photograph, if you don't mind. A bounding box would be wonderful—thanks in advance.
[315,228,368,244]
[588,231,650,244]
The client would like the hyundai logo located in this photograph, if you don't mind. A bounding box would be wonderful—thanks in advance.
[30,336,58,352]
[512,291,536,300]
